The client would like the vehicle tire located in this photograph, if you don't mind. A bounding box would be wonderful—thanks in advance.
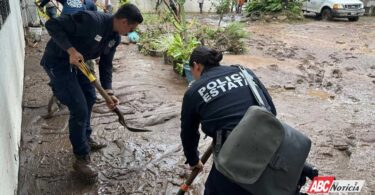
[321,8,333,21]
[348,16,359,21]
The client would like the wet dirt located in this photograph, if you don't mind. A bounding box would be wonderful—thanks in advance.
[18,16,374,194]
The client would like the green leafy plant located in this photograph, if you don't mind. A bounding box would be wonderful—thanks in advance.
[245,0,283,12]
[215,0,232,14]
[286,1,303,15]
[166,34,200,75]
[198,22,249,54]
[224,22,249,40]
[138,26,165,55]
[244,0,303,19]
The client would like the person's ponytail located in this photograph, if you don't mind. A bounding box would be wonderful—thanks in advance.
[207,49,223,66]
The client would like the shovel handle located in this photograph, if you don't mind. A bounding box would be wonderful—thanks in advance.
[177,144,213,195]
[92,80,114,105]
[77,61,114,106]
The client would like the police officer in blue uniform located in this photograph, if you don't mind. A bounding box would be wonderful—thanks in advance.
[180,46,276,194]
[40,4,143,179]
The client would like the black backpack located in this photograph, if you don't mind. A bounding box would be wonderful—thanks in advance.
[214,66,312,195]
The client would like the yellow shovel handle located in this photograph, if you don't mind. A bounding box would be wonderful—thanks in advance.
[78,61,96,82]
[78,61,114,105]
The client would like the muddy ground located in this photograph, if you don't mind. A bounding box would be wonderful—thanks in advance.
[18,16,375,195]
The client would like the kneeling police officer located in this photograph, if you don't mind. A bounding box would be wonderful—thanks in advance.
[180,46,277,194]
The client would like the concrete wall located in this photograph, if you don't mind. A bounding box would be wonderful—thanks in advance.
[0,0,25,194]
[128,0,217,13]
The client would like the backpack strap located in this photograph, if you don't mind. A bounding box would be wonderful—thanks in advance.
[237,65,266,108]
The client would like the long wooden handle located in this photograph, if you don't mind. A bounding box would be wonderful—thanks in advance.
[177,144,213,195]
[77,62,114,106]
[92,80,114,105]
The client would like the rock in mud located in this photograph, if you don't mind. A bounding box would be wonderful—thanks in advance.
[370,65,375,69]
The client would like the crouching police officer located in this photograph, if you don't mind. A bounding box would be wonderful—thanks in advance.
[40,4,143,179]
[180,46,276,194]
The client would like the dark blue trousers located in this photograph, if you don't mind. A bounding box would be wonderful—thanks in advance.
[42,61,96,156]
[204,164,252,195]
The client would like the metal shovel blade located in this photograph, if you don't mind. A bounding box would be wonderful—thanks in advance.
[113,108,152,132]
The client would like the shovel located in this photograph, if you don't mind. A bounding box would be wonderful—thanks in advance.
[177,143,213,195]
[78,61,151,132]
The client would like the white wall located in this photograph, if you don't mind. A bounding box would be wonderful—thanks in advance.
[129,0,217,13]
[0,0,25,194]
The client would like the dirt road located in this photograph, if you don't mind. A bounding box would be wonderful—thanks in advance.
[18,16,374,194]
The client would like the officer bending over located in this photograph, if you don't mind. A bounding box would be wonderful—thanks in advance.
[180,46,276,194]
[40,4,143,179]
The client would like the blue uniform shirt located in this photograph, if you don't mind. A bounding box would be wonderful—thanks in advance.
[40,0,97,14]
[41,11,120,89]
[180,65,277,166]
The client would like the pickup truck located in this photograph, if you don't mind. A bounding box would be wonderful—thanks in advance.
[302,0,365,21]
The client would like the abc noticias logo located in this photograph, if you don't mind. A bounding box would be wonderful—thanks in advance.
[307,176,365,193]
